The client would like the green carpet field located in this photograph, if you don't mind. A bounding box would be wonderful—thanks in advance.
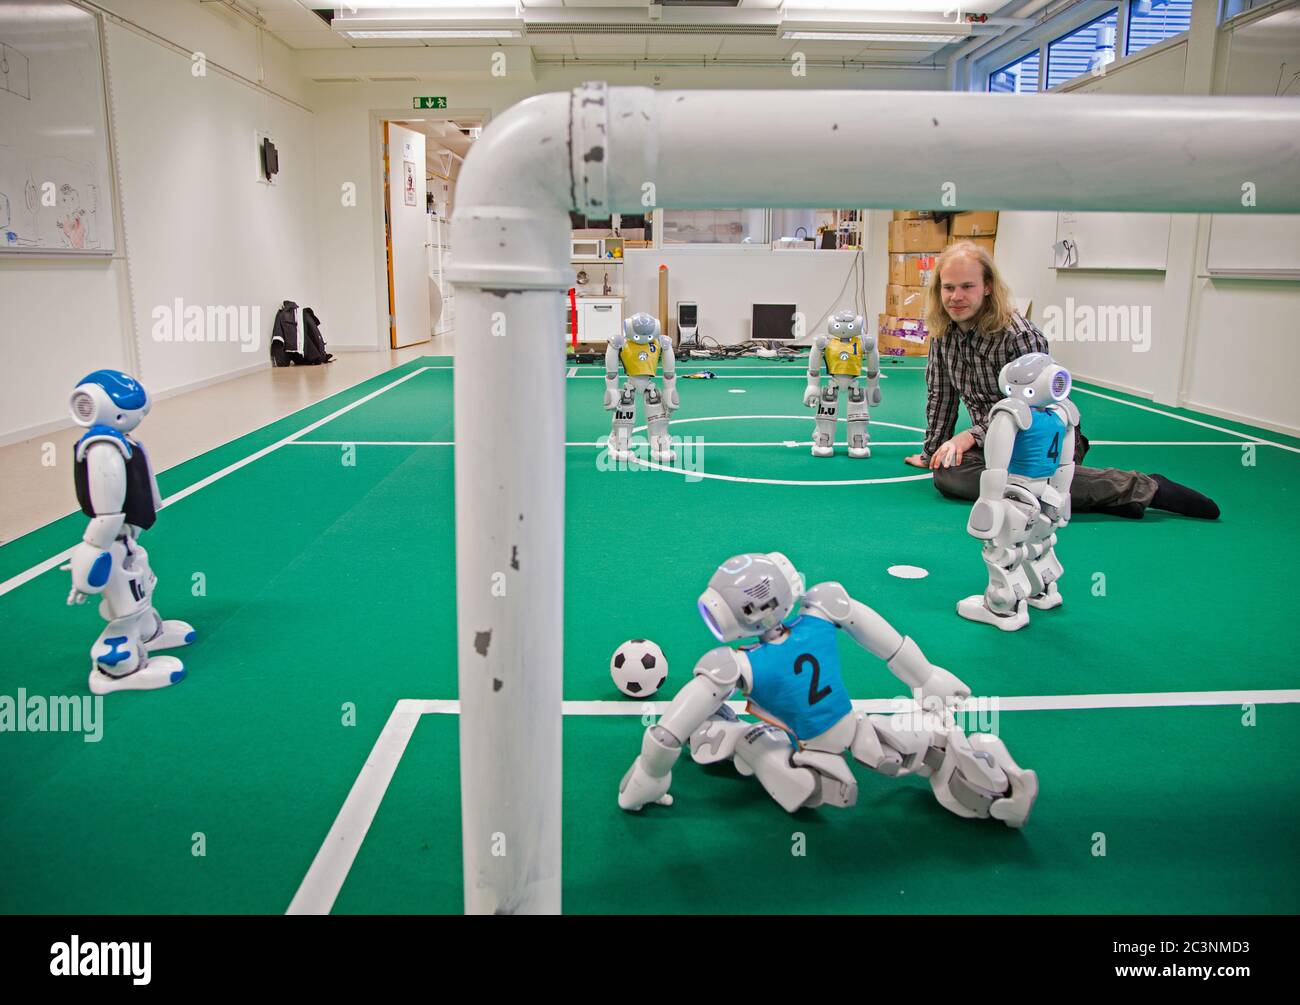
[1,355,1296,913]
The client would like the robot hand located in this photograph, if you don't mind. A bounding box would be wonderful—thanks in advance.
[603,385,619,411]
[803,383,820,408]
[664,384,680,412]
[921,665,972,706]
[868,383,882,407]
[66,541,112,604]
[618,756,674,811]
[967,497,1004,540]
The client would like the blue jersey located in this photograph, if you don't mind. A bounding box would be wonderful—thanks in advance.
[745,614,852,742]
[1009,408,1067,479]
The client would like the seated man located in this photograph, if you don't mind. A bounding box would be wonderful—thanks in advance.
[903,242,1219,520]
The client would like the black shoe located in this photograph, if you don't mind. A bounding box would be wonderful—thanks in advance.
[1150,474,1221,520]
[1095,501,1145,519]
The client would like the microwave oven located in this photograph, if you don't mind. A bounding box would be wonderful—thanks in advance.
[571,238,604,260]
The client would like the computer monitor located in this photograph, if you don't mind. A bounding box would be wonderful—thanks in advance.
[751,303,797,343]
[676,301,698,349]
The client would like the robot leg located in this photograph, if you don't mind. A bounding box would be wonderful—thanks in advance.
[89,539,186,695]
[123,536,196,652]
[1025,514,1065,611]
[644,385,676,463]
[957,492,1037,632]
[732,723,857,812]
[845,385,871,459]
[608,386,636,461]
[811,385,838,457]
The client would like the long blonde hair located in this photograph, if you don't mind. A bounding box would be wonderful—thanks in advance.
[924,241,1017,340]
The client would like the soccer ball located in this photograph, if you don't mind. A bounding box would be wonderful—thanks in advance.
[610,639,668,698]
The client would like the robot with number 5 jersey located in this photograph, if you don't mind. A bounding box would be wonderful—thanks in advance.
[957,353,1079,632]
[617,552,1038,826]
[65,370,195,694]
[604,312,679,463]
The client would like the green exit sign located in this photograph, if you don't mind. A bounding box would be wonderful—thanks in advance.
[413,97,447,110]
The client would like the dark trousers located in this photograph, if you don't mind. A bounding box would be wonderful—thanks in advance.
[931,448,1157,513]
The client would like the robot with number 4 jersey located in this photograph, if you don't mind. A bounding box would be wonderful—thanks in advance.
[618,552,1038,826]
[804,310,881,458]
[604,312,679,463]
[65,370,195,694]
[958,352,1079,632]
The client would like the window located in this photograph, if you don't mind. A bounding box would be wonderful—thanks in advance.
[989,50,1041,93]
[1127,0,1193,55]
[661,209,767,245]
[1046,8,1118,89]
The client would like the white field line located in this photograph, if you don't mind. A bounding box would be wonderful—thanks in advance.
[0,367,436,599]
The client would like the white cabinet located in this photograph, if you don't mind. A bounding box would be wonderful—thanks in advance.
[577,298,622,343]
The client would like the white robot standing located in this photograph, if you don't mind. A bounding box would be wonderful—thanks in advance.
[66,370,195,694]
[604,312,679,463]
[804,310,881,458]
[618,552,1038,826]
[958,352,1079,632]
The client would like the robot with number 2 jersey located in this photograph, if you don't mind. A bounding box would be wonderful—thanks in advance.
[957,352,1079,632]
[65,370,195,695]
[617,552,1038,826]
[604,312,679,463]
[804,310,881,458]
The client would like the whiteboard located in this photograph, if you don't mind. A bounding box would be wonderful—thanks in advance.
[0,0,117,255]
[1206,4,1300,277]
[1054,211,1170,271]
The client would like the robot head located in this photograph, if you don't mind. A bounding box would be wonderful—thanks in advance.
[70,370,150,433]
[697,552,806,642]
[827,309,864,339]
[999,353,1071,408]
[624,313,661,345]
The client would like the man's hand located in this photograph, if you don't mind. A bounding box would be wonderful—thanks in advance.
[929,429,977,470]
[903,453,929,468]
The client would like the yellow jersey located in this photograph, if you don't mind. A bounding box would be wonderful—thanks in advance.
[824,336,862,377]
[621,338,660,377]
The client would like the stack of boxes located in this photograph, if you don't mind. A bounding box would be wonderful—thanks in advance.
[879,210,999,358]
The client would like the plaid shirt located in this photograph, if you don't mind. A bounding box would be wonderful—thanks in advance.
[922,313,1049,461]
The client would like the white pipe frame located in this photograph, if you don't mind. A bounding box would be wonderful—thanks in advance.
[447,83,1300,915]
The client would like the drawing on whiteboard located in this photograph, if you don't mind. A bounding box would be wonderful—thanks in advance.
[0,147,103,250]
[56,183,87,248]
[0,41,31,100]
[0,190,37,247]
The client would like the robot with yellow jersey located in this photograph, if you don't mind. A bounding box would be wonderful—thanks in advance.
[804,310,881,458]
[604,312,679,463]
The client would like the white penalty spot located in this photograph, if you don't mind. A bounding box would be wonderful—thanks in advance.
[887,565,929,580]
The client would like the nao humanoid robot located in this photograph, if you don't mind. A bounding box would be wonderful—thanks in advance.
[618,552,1038,826]
[604,312,679,463]
[958,353,1079,633]
[804,310,881,458]
[66,370,195,695]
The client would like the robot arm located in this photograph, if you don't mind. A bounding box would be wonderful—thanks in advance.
[804,334,827,407]
[603,332,624,410]
[618,647,746,811]
[801,582,970,702]
[658,330,679,412]
[68,441,128,603]
[968,404,1026,541]
[863,330,882,406]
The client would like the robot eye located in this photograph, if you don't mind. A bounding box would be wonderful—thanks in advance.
[1005,385,1012,396]
[1025,387,1036,398]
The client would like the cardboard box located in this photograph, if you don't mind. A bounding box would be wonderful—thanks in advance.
[889,253,936,288]
[886,284,928,317]
[950,211,998,237]
[947,234,996,256]
[892,210,937,221]
[879,317,930,357]
[889,218,948,253]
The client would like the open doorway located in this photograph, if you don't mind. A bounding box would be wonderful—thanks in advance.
[381,116,481,349]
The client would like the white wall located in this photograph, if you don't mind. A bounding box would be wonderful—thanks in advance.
[0,0,316,444]
[303,50,946,352]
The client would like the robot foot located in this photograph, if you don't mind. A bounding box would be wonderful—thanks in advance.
[847,446,871,459]
[650,448,677,464]
[89,655,187,695]
[1027,584,1063,611]
[957,596,1029,632]
[811,445,834,458]
[144,619,196,652]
